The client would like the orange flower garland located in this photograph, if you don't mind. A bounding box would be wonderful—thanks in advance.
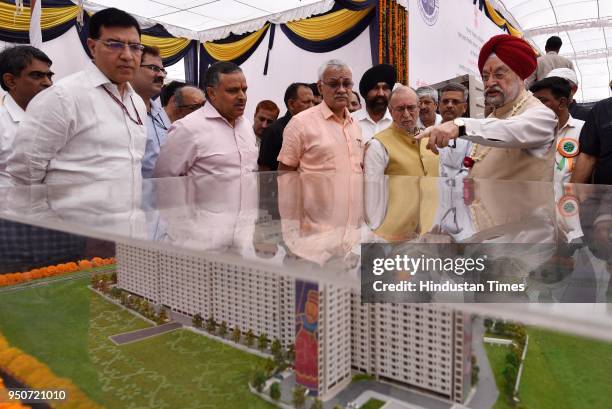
[377,0,408,84]
[0,257,115,288]
[0,334,102,409]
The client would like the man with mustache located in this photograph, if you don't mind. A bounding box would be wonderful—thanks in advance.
[154,61,257,176]
[0,46,53,178]
[416,86,442,130]
[353,64,395,143]
[437,82,471,177]
[364,85,438,176]
[278,59,363,172]
[131,45,171,178]
[418,34,557,182]
[7,8,147,185]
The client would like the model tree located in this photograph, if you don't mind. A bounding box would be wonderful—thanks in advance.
[245,329,255,347]
[258,333,269,351]
[292,385,306,409]
[231,326,241,343]
[269,382,281,401]
[192,313,203,328]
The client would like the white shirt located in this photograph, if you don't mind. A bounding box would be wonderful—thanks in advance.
[7,61,147,185]
[352,108,393,143]
[0,94,24,174]
[439,137,472,178]
[461,104,556,157]
[554,115,584,184]
[417,113,442,130]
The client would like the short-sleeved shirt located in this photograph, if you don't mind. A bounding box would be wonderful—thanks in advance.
[278,101,363,173]
[258,111,292,171]
[579,97,612,185]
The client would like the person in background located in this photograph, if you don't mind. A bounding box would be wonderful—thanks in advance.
[258,82,313,171]
[278,60,363,173]
[348,90,361,113]
[437,82,471,178]
[160,80,185,108]
[7,7,146,185]
[169,86,205,123]
[571,95,612,185]
[416,86,442,129]
[530,76,584,184]
[252,100,279,147]
[309,82,322,105]
[131,45,171,178]
[526,35,573,88]
[353,64,395,143]
[364,85,438,176]
[0,46,53,177]
[546,67,590,121]
[154,61,257,176]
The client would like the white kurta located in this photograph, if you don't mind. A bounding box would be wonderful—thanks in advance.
[352,108,393,143]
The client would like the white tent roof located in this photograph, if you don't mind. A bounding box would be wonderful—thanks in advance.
[79,0,339,42]
[80,0,608,102]
[495,0,612,102]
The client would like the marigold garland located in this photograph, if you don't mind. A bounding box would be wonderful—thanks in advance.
[378,0,408,84]
[0,257,115,288]
[0,334,102,409]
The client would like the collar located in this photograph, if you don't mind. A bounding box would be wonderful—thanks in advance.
[3,93,25,123]
[202,100,243,126]
[353,107,392,124]
[319,100,353,123]
[546,51,558,55]
[559,114,579,132]
[86,60,135,98]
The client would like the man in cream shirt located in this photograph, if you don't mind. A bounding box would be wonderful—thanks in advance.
[7,8,146,185]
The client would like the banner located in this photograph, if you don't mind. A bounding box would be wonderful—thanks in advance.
[409,0,506,87]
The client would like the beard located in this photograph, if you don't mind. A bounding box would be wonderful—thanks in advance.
[485,81,521,108]
[365,96,388,113]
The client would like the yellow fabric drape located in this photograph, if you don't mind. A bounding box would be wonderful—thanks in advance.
[0,3,78,31]
[285,7,373,41]
[142,35,191,59]
[203,23,268,61]
[484,0,522,37]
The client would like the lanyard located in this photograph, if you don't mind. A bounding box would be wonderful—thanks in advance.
[102,85,143,125]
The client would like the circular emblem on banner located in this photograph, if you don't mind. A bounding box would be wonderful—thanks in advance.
[418,0,440,26]
[557,137,579,158]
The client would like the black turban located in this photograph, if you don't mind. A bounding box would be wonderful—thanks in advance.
[359,64,397,98]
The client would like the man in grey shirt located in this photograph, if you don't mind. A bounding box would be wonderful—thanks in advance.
[526,36,573,88]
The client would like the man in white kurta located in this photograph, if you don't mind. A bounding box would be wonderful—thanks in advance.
[419,34,557,182]
[0,46,53,181]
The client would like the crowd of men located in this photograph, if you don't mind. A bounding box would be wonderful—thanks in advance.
[0,7,610,187]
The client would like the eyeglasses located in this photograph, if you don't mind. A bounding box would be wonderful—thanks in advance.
[392,105,419,114]
[176,102,205,111]
[27,71,54,80]
[97,39,145,54]
[322,80,354,90]
[481,69,511,83]
[140,64,167,75]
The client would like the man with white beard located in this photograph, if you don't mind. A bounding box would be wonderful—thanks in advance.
[418,34,557,182]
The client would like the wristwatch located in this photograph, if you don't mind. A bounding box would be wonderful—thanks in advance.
[454,118,466,137]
